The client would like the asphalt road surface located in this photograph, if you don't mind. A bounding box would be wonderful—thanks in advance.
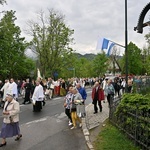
[0,88,92,150]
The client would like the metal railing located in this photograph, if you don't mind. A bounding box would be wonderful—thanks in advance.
[109,96,150,150]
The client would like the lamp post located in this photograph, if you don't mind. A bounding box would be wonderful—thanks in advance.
[125,0,128,92]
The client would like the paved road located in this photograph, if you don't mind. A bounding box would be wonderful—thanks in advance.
[0,88,93,150]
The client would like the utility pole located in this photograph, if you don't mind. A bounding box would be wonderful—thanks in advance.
[125,0,128,92]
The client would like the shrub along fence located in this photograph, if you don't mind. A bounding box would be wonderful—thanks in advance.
[109,94,150,150]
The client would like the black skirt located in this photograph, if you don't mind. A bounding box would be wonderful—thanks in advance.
[33,101,42,112]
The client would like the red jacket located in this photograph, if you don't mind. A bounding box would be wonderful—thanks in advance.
[91,86,105,101]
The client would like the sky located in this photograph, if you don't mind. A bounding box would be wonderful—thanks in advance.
[0,0,150,55]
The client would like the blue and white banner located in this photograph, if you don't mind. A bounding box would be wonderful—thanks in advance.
[96,38,115,56]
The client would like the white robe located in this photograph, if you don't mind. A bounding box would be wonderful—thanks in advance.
[32,84,44,104]
[7,82,18,98]
[1,82,10,101]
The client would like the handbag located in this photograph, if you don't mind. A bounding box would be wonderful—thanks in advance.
[50,84,54,89]
[9,116,15,125]
[76,104,86,118]
[71,103,76,111]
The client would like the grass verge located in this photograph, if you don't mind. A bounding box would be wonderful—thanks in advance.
[93,120,140,150]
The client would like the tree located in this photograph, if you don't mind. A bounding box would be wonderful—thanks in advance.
[27,9,74,78]
[92,52,108,77]
[0,10,35,79]
[141,32,150,74]
[120,42,142,75]
[0,0,6,5]
[73,57,92,77]
[109,46,122,75]
[145,33,150,46]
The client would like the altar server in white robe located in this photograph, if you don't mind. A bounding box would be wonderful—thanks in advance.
[7,78,18,100]
[32,80,44,112]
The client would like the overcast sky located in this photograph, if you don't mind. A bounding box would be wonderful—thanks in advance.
[0,0,150,54]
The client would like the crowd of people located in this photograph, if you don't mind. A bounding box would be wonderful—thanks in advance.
[63,75,137,130]
[0,75,143,146]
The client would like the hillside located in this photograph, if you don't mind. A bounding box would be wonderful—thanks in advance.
[74,53,96,60]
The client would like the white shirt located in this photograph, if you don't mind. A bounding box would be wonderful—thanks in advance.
[102,80,107,90]
[121,81,126,88]
[32,84,44,103]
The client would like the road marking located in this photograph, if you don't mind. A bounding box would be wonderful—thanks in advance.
[57,112,66,119]
[26,117,48,125]
[53,97,62,100]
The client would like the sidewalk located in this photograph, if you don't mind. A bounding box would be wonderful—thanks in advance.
[82,101,109,150]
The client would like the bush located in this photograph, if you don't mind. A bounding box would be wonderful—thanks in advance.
[115,93,150,149]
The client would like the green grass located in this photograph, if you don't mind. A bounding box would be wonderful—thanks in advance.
[93,121,140,150]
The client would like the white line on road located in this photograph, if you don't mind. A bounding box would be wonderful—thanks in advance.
[26,117,48,125]
[53,97,61,100]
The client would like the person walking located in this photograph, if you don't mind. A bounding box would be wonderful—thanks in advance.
[102,78,108,103]
[46,78,54,99]
[17,80,22,97]
[22,78,32,104]
[64,85,73,126]
[128,77,133,93]
[76,83,87,104]
[104,79,115,107]
[91,81,105,114]
[0,93,22,147]
[32,80,44,112]
[121,78,126,94]
[114,79,121,97]
[37,77,46,106]
[8,78,18,100]
[0,79,10,106]
[70,87,82,129]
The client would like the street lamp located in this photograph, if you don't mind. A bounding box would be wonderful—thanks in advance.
[125,0,128,92]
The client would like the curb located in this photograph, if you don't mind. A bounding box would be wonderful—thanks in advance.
[82,105,94,150]
[82,102,109,150]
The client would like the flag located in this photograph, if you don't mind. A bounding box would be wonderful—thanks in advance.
[101,38,109,50]
[96,37,115,56]
[107,42,115,56]
[96,38,108,50]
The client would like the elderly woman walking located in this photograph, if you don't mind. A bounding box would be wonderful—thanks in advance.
[104,79,115,107]
[0,93,22,147]
[70,87,82,129]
